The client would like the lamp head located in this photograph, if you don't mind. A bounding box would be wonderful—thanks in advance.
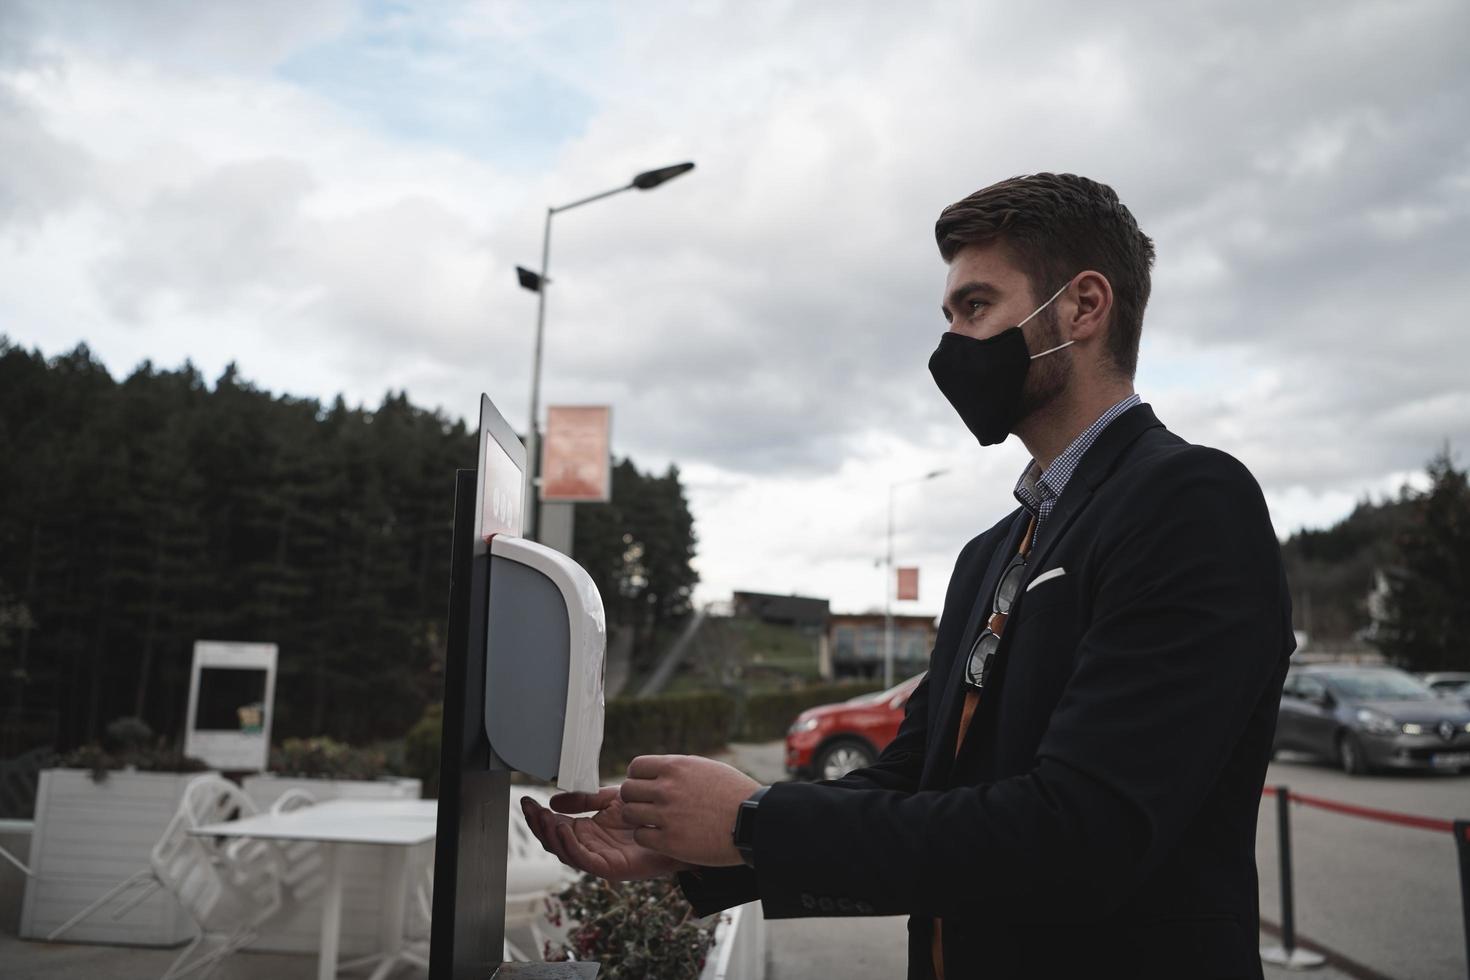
[632,162,695,190]
[515,266,544,292]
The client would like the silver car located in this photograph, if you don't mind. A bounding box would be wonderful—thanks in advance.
[1274,665,1470,774]
[1422,672,1470,702]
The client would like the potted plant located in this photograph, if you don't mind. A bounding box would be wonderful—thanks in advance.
[241,736,420,809]
[544,874,741,980]
[20,718,214,945]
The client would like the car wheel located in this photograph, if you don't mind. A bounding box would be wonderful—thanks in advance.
[815,739,876,781]
[1337,732,1369,776]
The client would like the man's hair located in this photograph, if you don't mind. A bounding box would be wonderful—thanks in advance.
[935,173,1155,380]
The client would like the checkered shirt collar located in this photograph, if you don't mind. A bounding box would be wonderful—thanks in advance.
[1014,393,1142,516]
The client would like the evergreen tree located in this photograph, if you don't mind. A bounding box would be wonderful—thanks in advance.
[573,460,699,670]
[0,337,698,751]
[1377,449,1470,671]
[1280,496,1411,640]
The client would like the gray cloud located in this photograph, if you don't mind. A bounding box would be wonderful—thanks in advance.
[3,0,355,73]
[0,92,93,227]
[2,0,1467,606]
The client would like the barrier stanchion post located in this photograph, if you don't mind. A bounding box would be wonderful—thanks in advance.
[1261,786,1324,970]
[1455,820,1470,979]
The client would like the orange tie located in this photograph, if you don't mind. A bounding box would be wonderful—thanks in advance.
[932,515,1036,980]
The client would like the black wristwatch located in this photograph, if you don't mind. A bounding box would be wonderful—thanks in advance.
[731,785,771,868]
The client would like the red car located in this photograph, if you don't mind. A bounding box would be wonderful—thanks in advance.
[785,673,925,780]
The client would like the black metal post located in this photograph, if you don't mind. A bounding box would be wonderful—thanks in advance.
[1276,786,1297,955]
[1454,820,1470,980]
[430,471,509,980]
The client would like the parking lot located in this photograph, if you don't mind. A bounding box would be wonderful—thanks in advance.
[1258,753,1469,979]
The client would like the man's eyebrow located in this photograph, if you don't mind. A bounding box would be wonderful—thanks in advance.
[942,280,1001,317]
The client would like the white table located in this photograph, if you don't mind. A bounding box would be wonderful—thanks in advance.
[191,798,436,980]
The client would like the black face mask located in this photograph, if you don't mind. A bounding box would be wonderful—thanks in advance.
[927,282,1073,446]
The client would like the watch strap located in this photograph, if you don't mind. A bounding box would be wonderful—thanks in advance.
[732,785,771,866]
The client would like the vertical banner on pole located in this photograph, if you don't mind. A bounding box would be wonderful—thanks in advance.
[896,567,919,602]
[542,406,612,503]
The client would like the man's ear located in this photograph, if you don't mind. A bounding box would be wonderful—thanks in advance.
[1066,270,1113,342]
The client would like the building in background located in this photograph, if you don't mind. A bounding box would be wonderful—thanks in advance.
[828,612,937,681]
[731,591,831,631]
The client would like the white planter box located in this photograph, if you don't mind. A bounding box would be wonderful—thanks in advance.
[20,768,216,946]
[1,819,34,936]
[700,902,766,980]
[239,774,426,956]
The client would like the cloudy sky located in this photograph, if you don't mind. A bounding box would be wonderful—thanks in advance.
[3,0,1467,615]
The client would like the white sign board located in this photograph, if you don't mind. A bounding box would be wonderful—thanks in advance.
[184,641,278,772]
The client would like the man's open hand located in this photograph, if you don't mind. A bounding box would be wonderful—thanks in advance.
[520,787,692,882]
[618,755,761,868]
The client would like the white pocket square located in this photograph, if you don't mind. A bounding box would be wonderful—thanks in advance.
[1026,567,1067,592]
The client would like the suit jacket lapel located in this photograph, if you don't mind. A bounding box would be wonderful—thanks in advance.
[944,404,1167,773]
[1020,403,1165,590]
[922,510,1029,786]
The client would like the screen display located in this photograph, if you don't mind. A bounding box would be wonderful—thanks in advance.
[474,394,526,548]
[481,433,523,540]
[193,666,268,732]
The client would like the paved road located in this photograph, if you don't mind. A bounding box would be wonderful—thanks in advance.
[1258,753,1469,980]
[717,741,1466,980]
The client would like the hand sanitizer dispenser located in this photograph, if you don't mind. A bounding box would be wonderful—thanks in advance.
[432,394,607,980]
[485,535,605,794]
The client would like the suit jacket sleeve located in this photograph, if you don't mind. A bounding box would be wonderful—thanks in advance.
[742,447,1290,921]
[675,668,938,916]
[676,533,993,916]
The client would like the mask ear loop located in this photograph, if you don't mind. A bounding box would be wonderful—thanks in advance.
[1019,280,1076,361]
[1029,339,1075,360]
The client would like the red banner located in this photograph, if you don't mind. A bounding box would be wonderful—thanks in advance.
[542,405,611,502]
[896,566,919,601]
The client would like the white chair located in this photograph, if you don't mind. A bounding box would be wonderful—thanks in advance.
[363,788,576,978]
[504,788,577,958]
[150,775,284,980]
[42,774,269,945]
[365,856,434,980]
[269,788,326,905]
[45,865,163,942]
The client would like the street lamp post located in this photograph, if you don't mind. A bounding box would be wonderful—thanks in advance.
[517,161,695,542]
[884,468,948,688]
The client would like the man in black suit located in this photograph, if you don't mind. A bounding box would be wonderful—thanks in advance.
[522,173,1293,979]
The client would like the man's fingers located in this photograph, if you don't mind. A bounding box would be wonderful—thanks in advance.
[632,825,669,853]
[626,755,674,780]
[522,799,582,869]
[549,786,620,814]
[620,801,660,827]
[540,812,584,870]
[520,798,554,851]
[559,822,612,878]
[618,778,661,804]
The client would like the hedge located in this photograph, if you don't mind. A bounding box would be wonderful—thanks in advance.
[401,681,889,789]
[403,703,443,798]
[735,681,885,742]
[600,691,735,774]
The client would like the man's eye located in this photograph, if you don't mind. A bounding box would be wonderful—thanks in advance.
[967,300,986,316]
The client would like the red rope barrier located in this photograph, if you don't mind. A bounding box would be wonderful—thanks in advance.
[1260,786,1457,835]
